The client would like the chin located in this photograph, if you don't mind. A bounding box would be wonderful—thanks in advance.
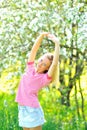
[38,70,44,74]
[38,71,43,74]
[36,69,42,73]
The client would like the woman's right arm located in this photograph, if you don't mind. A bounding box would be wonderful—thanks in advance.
[28,32,49,62]
[47,34,60,78]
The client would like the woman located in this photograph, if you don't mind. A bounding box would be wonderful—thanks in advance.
[15,32,60,130]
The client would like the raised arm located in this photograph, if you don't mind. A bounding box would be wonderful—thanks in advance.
[28,32,49,62]
[47,34,60,77]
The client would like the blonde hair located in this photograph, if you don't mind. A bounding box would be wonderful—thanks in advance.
[44,53,59,86]
[52,63,59,87]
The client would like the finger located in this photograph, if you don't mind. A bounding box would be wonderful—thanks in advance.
[48,34,55,38]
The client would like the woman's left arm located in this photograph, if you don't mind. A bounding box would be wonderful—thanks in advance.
[48,34,60,77]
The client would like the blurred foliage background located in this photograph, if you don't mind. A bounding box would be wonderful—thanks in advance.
[0,0,87,130]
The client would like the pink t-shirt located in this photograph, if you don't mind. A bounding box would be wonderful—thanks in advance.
[15,62,52,108]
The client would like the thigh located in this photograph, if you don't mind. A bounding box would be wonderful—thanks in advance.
[23,127,30,130]
[30,126,42,130]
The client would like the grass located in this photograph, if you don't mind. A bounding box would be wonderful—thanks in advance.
[0,92,86,130]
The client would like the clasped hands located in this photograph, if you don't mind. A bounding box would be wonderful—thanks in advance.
[40,32,59,44]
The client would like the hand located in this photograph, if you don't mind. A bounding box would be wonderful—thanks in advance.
[40,32,50,37]
[47,34,59,44]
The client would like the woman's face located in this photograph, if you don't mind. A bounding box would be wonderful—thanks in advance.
[36,55,51,73]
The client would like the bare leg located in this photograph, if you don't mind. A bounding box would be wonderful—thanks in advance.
[30,126,42,130]
[23,127,30,130]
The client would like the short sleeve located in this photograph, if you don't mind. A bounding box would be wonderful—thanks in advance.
[41,73,52,87]
[26,61,35,73]
[27,61,34,66]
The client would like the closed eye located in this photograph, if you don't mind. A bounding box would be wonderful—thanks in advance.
[39,59,43,62]
[38,59,47,66]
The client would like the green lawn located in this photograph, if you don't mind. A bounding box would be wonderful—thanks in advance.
[0,91,86,130]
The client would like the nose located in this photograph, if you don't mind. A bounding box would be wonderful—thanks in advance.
[38,62,42,67]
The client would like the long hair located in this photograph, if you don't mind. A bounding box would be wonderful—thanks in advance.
[52,63,59,87]
[44,53,59,86]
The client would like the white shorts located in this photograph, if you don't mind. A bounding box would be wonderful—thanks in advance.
[18,105,46,128]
